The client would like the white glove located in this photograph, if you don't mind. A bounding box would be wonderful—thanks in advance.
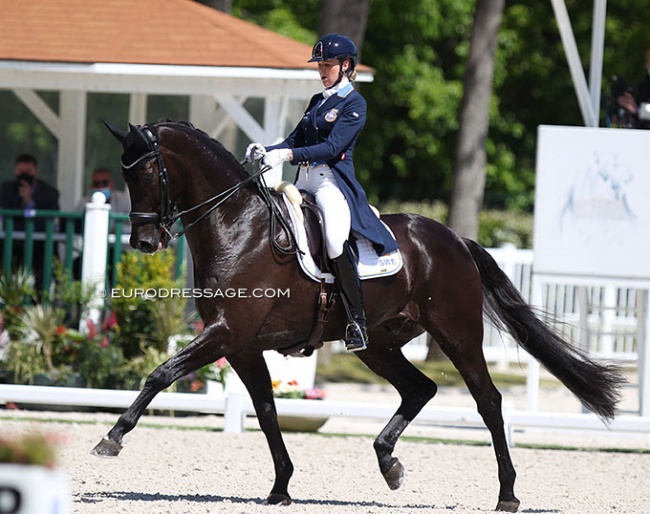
[244,143,266,163]
[262,148,292,168]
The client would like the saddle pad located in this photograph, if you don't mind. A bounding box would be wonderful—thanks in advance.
[281,193,403,283]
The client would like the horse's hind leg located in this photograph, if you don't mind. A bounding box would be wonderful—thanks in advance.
[436,333,520,512]
[355,338,438,490]
[227,352,294,505]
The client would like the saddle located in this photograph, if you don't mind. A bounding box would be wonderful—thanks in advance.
[272,183,402,357]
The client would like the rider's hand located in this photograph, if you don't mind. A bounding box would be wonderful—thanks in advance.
[262,149,292,168]
[245,143,266,163]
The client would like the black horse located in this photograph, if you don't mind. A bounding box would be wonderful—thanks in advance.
[92,120,624,512]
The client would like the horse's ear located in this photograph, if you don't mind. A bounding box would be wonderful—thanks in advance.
[128,123,151,148]
[103,120,127,145]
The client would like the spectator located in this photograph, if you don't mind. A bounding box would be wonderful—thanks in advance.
[615,48,650,129]
[75,167,131,233]
[73,167,131,281]
[0,153,60,226]
[0,154,60,291]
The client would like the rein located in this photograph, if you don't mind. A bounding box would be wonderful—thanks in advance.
[124,125,300,255]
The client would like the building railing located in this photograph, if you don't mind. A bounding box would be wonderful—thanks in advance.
[0,208,83,292]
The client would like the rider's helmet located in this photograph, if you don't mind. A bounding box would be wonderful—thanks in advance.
[308,33,358,71]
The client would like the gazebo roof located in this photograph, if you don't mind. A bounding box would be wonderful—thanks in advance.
[0,0,371,74]
[0,0,315,68]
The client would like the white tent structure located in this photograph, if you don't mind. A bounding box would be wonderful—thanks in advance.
[550,0,607,128]
[0,0,372,209]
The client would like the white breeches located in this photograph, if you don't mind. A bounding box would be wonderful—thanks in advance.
[295,165,350,259]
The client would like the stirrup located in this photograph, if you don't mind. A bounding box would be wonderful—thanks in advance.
[345,321,368,352]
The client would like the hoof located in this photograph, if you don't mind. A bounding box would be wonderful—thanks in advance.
[264,493,292,506]
[495,499,520,512]
[382,458,404,490]
[91,437,123,458]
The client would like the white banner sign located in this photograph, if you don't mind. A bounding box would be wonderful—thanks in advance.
[534,125,650,281]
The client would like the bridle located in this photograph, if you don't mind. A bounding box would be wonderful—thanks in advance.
[121,127,173,231]
[121,126,297,254]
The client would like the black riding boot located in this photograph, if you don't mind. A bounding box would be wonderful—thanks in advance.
[330,241,368,352]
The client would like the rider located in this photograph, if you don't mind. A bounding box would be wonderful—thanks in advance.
[245,33,399,352]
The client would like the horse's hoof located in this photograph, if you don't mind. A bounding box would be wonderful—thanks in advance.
[91,437,123,458]
[495,498,520,512]
[264,493,292,506]
[383,458,404,490]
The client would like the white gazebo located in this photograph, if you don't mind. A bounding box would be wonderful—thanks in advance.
[0,0,372,209]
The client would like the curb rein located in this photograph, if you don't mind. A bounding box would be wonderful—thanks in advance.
[121,127,300,255]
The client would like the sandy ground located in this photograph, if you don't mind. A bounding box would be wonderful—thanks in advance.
[1,383,649,514]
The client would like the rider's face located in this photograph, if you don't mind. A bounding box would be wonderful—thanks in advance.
[318,59,349,89]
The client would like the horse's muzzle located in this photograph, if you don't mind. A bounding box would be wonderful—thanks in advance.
[130,229,164,254]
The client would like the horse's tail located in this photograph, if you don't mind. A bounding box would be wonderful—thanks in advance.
[462,238,625,420]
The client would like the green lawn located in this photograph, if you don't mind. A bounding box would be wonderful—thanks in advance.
[315,352,549,389]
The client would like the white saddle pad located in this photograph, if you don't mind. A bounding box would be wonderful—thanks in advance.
[281,193,403,283]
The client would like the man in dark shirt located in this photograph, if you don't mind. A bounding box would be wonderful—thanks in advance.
[615,48,650,129]
[0,153,60,291]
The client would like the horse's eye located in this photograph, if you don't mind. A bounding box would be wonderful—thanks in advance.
[141,163,156,181]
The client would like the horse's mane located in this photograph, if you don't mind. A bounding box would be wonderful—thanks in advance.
[153,119,243,170]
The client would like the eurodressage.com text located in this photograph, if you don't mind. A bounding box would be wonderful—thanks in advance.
[103,287,291,300]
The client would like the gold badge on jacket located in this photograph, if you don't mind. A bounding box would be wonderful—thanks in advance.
[324,109,339,122]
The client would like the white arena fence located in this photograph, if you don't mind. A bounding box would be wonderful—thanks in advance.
[1,244,649,443]
[390,244,641,366]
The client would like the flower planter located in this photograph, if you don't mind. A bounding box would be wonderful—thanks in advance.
[277,415,329,432]
[0,464,71,513]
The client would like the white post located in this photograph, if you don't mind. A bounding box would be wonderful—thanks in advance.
[549,0,597,126]
[638,289,650,416]
[80,193,111,332]
[600,286,616,356]
[497,243,518,371]
[58,90,87,210]
[223,393,245,433]
[526,275,543,411]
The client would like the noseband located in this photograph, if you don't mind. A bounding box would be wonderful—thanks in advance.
[121,126,274,240]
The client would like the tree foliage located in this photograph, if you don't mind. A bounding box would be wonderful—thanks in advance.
[1,0,649,211]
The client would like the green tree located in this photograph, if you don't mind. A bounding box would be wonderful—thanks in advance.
[448,0,505,239]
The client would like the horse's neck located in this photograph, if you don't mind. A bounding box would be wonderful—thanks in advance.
[182,183,268,278]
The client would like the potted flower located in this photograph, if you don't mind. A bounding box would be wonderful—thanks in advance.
[272,380,328,432]
[0,431,71,513]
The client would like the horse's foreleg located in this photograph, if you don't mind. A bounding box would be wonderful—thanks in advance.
[91,324,224,457]
[356,340,438,491]
[227,352,293,505]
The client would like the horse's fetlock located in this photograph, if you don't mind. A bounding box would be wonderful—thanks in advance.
[373,437,392,456]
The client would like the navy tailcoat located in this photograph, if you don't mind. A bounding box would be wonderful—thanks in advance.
[266,84,399,256]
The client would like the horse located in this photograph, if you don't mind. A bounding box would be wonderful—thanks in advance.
[92,120,624,512]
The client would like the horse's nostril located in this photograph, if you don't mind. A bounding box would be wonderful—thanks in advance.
[137,240,155,253]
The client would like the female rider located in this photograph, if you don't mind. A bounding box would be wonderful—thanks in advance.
[246,33,399,352]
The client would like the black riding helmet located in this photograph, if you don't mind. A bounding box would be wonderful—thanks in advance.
[308,33,358,70]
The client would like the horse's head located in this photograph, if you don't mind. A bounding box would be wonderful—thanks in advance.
[105,121,176,253]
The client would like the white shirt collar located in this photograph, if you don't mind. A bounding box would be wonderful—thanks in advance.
[322,76,350,99]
